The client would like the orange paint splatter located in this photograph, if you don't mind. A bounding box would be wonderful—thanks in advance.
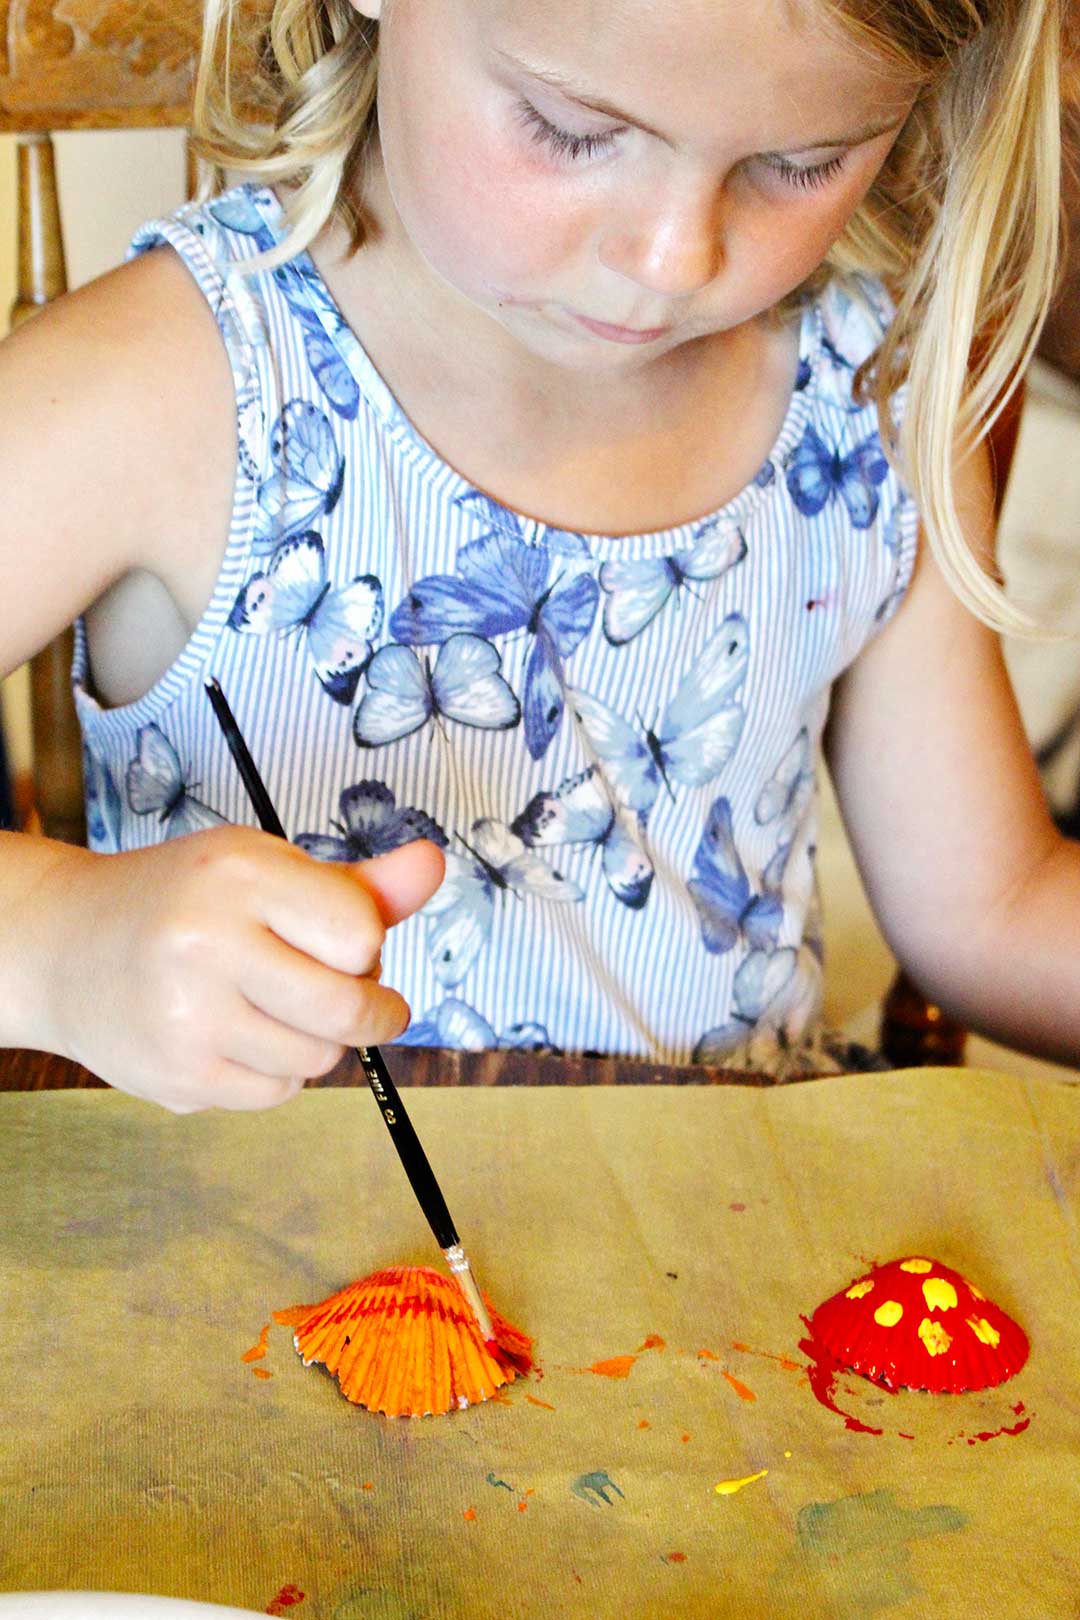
[637,1334,666,1352]
[681,1433,691,1443]
[526,1395,556,1410]
[665,1552,688,1564]
[463,1508,477,1521]
[731,1341,801,1372]
[637,1419,651,1430]
[265,1586,305,1616]
[252,1367,273,1381]
[722,1371,757,1402]
[242,1323,271,1364]
[517,1500,528,1512]
[590,1355,637,1379]
[697,1348,721,1361]
[362,1482,374,1490]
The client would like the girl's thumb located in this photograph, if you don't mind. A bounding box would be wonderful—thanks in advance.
[353,839,447,926]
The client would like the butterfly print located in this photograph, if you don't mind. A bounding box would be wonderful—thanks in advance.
[229,532,383,704]
[353,635,520,747]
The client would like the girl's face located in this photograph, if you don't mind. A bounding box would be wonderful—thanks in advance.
[356,0,918,372]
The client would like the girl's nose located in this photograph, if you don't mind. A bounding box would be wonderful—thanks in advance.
[599,181,724,296]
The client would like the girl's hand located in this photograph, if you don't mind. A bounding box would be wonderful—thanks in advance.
[40,828,445,1113]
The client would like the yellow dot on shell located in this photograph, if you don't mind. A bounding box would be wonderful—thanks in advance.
[967,1316,1001,1347]
[970,1283,986,1301]
[922,1277,958,1313]
[900,1258,933,1274]
[918,1318,953,1356]
[846,1280,874,1299]
[873,1300,904,1327]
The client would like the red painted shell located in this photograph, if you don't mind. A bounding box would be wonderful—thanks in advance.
[274,1265,533,1416]
[810,1257,1028,1393]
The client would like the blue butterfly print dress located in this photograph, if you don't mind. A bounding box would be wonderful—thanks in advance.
[72,184,921,1074]
[389,511,599,760]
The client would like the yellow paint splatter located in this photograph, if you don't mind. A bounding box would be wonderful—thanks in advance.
[846,1279,874,1299]
[918,1317,953,1356]
[873,1300,904,1327]
[922,1277,958,1312]
[715,1469,768,1496]
[900,1258,933,1274]
[967,1316,1001,1347]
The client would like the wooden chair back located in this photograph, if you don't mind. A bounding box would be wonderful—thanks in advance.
[1,0,201,843]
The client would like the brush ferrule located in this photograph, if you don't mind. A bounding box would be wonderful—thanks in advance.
[444,1244,494,1340]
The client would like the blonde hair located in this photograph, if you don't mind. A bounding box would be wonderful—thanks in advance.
[193,0,1062,634]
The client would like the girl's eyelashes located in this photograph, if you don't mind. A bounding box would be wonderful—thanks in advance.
[515,99,620,163]
[514,97,850,192]
[761,152,849,191]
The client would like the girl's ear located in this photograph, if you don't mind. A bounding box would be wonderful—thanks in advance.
[348,0,382,17]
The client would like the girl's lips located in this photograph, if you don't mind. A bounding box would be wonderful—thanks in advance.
[569,310,671,344]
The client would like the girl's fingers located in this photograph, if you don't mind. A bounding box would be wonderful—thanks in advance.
[220,1000,346,1080]
[159,1062,306,1116]
[235,932,410,1047]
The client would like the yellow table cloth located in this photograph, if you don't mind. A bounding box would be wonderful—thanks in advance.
[1,1069,1077,1619]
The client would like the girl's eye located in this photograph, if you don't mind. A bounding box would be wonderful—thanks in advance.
[762,153,848,192]
[515,99,619,164]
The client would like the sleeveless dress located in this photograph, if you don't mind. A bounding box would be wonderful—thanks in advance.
[72,183,918,1077]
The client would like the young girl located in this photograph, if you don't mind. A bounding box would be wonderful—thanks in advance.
[0,0,1071,1110]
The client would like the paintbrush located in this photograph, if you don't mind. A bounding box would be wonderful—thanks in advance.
[203,676,495,1344]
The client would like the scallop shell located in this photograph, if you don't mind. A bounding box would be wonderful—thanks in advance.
[810,1256,1029,1393]
[274,1265,533,1416]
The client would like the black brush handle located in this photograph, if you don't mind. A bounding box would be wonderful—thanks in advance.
[205,678,459,1249]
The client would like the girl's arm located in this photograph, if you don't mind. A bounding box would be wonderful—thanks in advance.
[0,250,444,1110]
[826,438,1080,1065]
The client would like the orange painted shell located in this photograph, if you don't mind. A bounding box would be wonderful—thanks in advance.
[810,1256,1028,1393]
[274,1265,533,1417]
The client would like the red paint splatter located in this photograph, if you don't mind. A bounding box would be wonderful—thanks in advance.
[963,1402,1032,1444]
[242,1323,271,1363]
[526,1395,556,1410]
[463,1507,477,1521]
[722,1371,757,1402]
[798,1318,885,1435]
[664,1552,688,1564]
[729,1202,746,1212]
[265,1587,305,1616]
[252,1367,272,1381]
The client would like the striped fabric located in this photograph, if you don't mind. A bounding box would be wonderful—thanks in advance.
[72,183,918,1076]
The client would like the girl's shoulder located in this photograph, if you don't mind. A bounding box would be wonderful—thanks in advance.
[0,244,236,654]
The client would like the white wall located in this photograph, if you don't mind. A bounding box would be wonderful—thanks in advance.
[0,128,187,779]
